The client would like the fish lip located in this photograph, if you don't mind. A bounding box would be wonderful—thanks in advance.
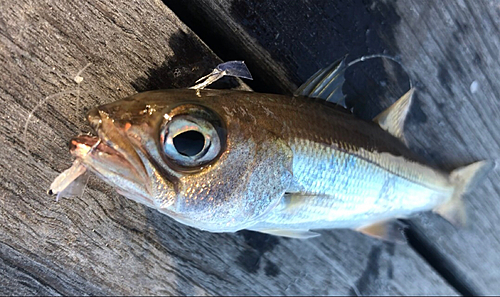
[70,107,153,201]
[69,134,137,175]
[69,133,155,204]
[69,134,122,159]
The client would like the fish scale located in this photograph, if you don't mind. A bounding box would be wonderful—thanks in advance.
[248,138,454,232]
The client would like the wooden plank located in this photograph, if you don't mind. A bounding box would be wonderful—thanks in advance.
[390,1,500,294]
[0,0,457,295]
[164,0,500,294]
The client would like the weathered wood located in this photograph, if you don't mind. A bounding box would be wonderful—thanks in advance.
[0,0,460,295]
[164,0,500,294]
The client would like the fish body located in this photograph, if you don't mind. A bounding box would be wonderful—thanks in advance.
[66,87,490,239]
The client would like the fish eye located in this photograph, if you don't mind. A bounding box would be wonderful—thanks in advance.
[160,106,225,170]
[173,130,205,157]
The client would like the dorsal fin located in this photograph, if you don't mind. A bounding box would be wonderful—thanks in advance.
[295,56,348,108]
[373,88,415,144]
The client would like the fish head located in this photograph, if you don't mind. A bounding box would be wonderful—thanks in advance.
[71,89,292,232]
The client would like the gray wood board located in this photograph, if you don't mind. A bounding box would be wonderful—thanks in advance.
[0,0,458,296]
[164,0,500,294]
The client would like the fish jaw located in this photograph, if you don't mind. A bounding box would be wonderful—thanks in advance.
[69,134,156,207]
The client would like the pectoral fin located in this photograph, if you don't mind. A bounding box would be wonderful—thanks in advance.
[373,88,415,144]
[252,228,320,239]
[295,56,348,108]
[356,220,407,243]
[247,193,322,239]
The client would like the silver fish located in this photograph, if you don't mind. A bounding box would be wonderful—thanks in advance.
[52,59,493,241]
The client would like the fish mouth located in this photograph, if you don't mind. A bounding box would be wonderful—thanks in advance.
[69,110,155,206]
[70,134,114,156]
[69,134,128,164]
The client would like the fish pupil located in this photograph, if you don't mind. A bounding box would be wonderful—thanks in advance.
[173,130,205,157]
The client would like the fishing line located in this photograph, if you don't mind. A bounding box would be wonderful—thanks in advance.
[346,53,413,90]
[74,62,92,116]
[23,89,76,174]
[23,63,92,175]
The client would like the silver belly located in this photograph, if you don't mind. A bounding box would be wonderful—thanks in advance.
[252,140,454,231]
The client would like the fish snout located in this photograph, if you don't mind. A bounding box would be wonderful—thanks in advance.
[86,107,102,133]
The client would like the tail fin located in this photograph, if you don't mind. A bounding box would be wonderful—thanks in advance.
[434,160,495,227]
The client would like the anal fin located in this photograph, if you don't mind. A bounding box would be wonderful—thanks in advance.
[356,220,407,244]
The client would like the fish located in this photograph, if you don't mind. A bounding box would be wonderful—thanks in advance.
[52,59,493,241]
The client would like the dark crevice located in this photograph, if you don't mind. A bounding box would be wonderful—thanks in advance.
[161,0,273,93]
[162,0,407,104]
[404,220,479,296]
